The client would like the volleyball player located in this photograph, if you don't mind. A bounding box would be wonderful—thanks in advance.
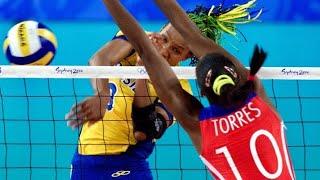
[102,0,295,179]
[65,29,192,179]
[64,20,199,180]
[66,1,261,179]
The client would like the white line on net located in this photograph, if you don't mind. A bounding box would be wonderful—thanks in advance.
[0,66,319,80]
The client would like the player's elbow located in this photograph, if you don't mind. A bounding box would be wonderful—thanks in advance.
[131,39,151,58]
[178,117,201,152]
[89,52,112,66]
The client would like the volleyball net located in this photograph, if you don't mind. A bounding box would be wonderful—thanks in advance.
[0,66,319,180]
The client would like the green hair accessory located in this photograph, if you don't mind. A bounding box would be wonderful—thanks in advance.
[188,0,262,44]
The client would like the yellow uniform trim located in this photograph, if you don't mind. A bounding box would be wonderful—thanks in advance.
[28,51,53,65]
[17,22,31,56]
[37,29,58,48]
[3,38,9,53]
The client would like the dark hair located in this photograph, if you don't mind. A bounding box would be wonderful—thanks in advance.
[196,45,267,108]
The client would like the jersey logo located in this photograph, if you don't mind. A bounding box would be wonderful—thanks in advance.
[111,170,131,178]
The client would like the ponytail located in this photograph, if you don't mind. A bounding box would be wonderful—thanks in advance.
[229,45,267,105]
[248,45,267,80]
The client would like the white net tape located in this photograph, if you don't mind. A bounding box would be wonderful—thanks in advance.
[0,66,319,80]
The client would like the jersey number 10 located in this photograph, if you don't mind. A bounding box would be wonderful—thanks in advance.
[201,128,294,180]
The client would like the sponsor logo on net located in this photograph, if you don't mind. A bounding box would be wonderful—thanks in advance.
[281,68,309,76]
[55,66,83,75]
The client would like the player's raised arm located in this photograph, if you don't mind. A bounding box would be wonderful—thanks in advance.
[153,0,273,103]
[65,38,133,129]
[102,0,202,151]
[90,39,133,94]
[153,0,217,58]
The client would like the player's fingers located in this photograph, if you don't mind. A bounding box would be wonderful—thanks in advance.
[86,101,105,118]
[74,110,88,120]
[65,110,89,126]
[87,106,105,120]
[68,118,85,129]
[65,111,77,121]
[75,108,94,125]
[85,111,97,122]
[68,105,90,120]
[67,120,78,129]
[72,119,84,129]
[66,109,86,120]
[70,102,86,114]
[85,106,104,122]
[67,108,81,118]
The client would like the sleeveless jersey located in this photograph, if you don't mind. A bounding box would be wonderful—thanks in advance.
[199,93,295,180]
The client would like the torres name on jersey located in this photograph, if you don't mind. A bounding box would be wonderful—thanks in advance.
[211,102,261,136]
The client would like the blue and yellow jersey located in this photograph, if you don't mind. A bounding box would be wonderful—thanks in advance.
[78,31,192,155]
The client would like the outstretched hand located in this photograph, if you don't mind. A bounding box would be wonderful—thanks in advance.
[65,94,109,129]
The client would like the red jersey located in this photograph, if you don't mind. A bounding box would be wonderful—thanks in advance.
[199,93,295,180]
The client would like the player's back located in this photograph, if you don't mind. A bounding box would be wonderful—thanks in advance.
[199,93,295,180]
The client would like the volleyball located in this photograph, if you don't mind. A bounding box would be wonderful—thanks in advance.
[3,20,57,65]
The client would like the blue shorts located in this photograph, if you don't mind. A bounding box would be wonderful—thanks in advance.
[71,141,154,180]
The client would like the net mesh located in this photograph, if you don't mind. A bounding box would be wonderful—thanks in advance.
[0,66,319,180]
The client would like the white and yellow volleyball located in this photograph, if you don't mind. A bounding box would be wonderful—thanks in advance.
[3,20,57,65]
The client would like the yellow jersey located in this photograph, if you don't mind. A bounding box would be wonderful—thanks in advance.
[78,32,192,155]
